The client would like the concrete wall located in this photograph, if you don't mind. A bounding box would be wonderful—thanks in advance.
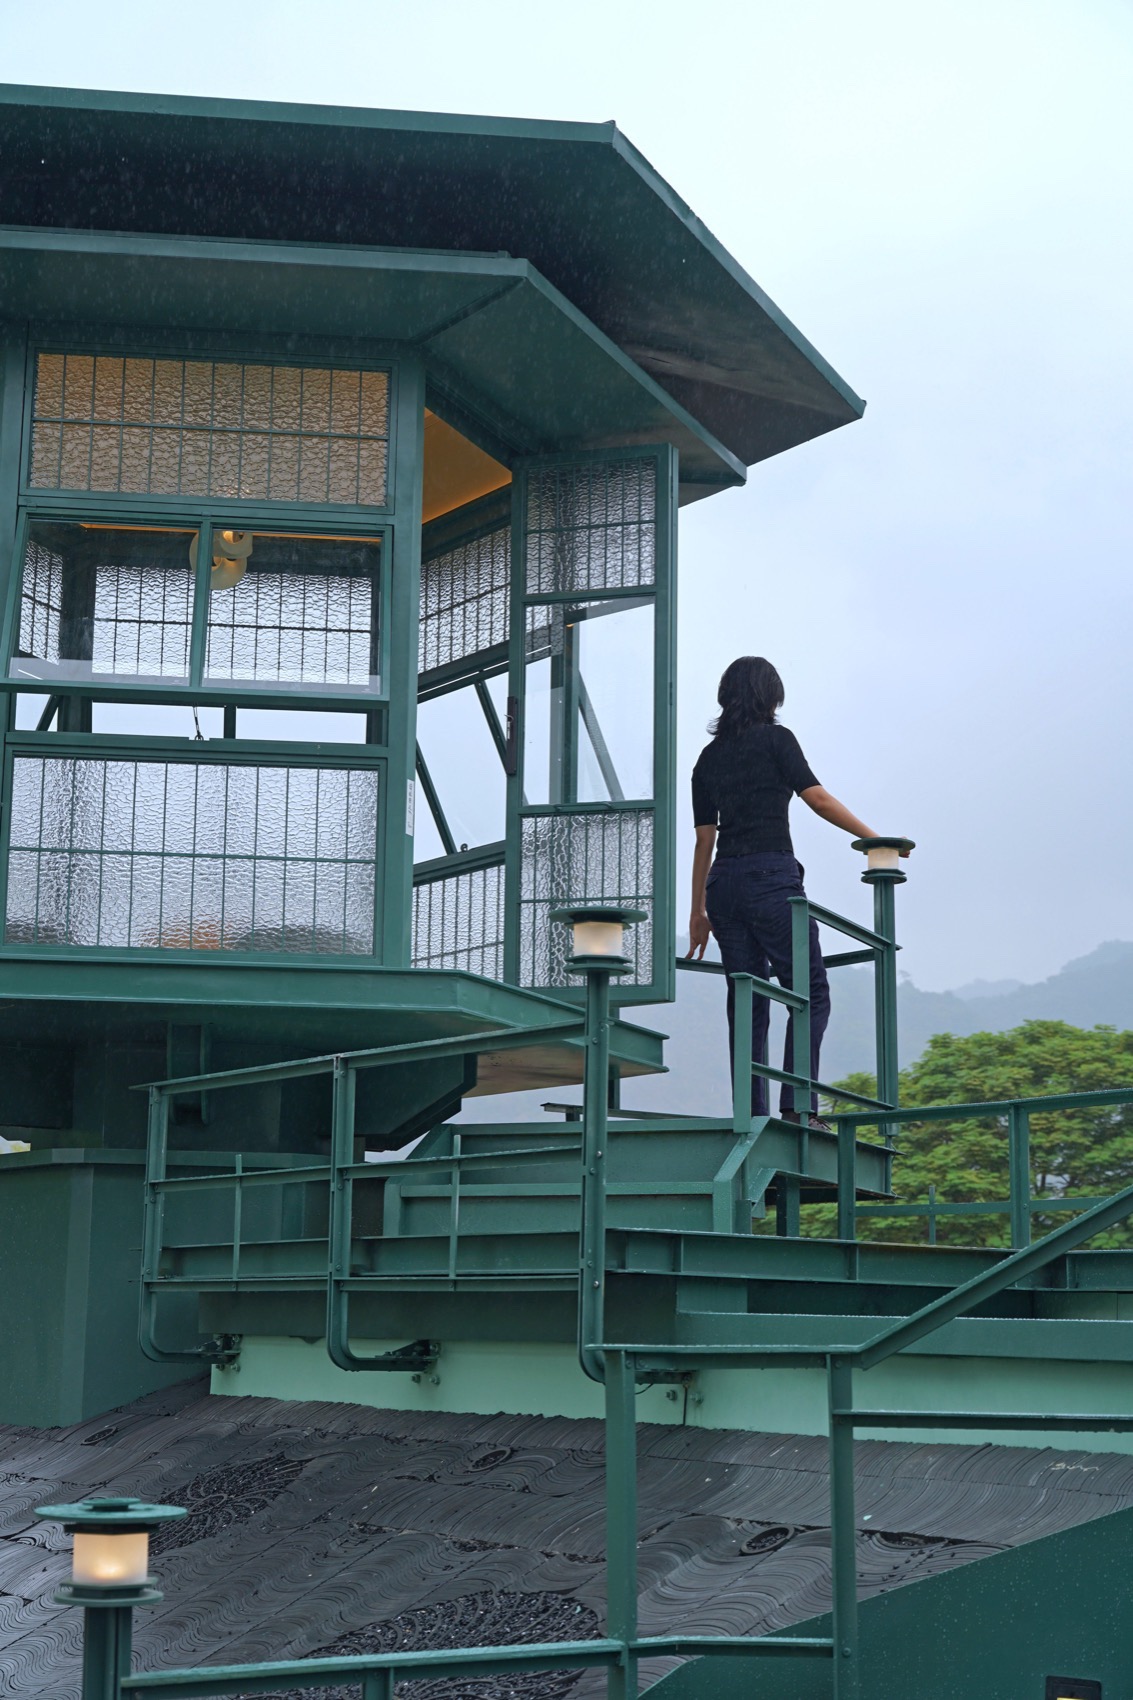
[217,1334,1133,1452]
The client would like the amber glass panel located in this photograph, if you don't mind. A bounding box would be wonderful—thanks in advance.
[30,355,390,507]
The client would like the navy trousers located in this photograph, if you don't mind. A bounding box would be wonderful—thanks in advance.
[704,851,831,1116]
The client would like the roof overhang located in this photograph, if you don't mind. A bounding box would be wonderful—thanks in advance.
[0,225,745,503]
[0,84,865,477]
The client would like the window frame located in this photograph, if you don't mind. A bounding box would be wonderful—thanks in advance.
[0,727,389,964]
[2,337,399,712]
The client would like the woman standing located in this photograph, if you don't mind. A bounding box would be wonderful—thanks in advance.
[687,656,899,1122]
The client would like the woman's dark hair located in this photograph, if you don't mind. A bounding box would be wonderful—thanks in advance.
[710,656,784,738]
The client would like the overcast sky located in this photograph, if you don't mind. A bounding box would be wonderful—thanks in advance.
[3,0,1131,990]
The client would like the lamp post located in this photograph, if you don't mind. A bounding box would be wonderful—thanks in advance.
[851,836,914,1142]
[550,906,645,1386]
[34,1496,186,1700]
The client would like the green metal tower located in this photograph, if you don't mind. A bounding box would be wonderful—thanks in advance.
[0,85,864,1425]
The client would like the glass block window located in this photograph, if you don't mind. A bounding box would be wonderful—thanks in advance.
[518,809,653,988]
[11,522,195,685]
[525,459,655,596]
[419,527,510,675]
[204,530,382,693]
[4,755,379,954]
[29,354,390,507]
[412,859,505,977]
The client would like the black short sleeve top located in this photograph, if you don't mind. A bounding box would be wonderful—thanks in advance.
[691,724,820,857]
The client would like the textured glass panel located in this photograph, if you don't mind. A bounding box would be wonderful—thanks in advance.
[204,529,381,693]
[525,459,656,595]
[36,354,65,419]
[90,425,121,491]
[11,522,194,686]
[29,353,390,506]
[419,526,510,675]
[92,358,124,424]
[4,755,379,956]
[518,808,654,988]
[63,355,95,421]
[412,858,505,977]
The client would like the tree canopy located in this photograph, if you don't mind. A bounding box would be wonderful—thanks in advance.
[823,1020,1133,1248]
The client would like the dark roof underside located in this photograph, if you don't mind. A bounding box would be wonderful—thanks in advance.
[0,86,864,472]
[6,1382,1133,1699]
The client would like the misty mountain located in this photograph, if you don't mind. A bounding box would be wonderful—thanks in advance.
[619,940,1133,1117]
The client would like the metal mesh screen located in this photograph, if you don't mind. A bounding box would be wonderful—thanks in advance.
[525,460,656,596]
[419,527,510,675]
[517,809,653,988]
[412,858,505,977]
[4,755,379,954]
[30,354,390,506]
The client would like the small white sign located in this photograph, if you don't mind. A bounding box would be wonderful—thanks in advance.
[406,778,415,835]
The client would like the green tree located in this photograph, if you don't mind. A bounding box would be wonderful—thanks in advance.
[821,1020,1133,1248]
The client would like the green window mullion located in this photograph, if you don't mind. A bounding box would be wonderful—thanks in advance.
[188,518,213,688]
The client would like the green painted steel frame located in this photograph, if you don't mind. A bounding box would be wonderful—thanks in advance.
[504,445,677,1006]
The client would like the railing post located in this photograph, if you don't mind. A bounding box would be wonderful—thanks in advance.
[362,1669,394,1700]
[836,1119,857,1243]
[828,1356,859,1700]
[731,971,754,1134]
[325,1057,358,1366]
[80,1606,134,1700]
[788,897,812,1121]
[605,1348,638,1700]
[1008,1104,1032,1249]
[579,958,613,1383]
[854,845,911,1151]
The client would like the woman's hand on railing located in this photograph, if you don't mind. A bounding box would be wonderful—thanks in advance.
[686,912,712,959]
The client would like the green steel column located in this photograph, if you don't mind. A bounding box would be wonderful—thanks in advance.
[604,1349,638,1700]
[827,1356,859,1700]
[579,964,612,1384]
[1008,1103,1032,1249]
[80,1605,133,1700]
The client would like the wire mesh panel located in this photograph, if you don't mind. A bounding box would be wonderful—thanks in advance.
[517,809,653,988]
[29,354,390,506]
[412,857,505,976]
[204,531,382,692]
[419,526,510,675]
[4,754,379,954]
[12,522,195,684]
[524,459,656,596]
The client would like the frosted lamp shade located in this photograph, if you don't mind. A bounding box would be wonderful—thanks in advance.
[866,845,901,872]
[72,1529,149,1587]
[572,918,624,958]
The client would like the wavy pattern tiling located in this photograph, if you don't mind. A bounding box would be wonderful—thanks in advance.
[4,1382,1133,1699]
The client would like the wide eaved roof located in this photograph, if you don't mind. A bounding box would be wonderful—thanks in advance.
[0,85,864,479]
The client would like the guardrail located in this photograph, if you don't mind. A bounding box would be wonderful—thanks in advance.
[832,1087,1133,1248]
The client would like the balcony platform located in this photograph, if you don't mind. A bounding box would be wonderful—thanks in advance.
[0,953,666,1096]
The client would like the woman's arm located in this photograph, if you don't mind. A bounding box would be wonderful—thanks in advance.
[686,824,717,959]
[799,785,877,841]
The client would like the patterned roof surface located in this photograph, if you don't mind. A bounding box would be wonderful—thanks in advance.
[4,1379,1133,1699]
